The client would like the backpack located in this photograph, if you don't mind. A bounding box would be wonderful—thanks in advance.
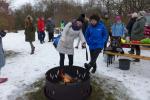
[105,36,124,66]
[53,35,61,48]
[110,36,124,53]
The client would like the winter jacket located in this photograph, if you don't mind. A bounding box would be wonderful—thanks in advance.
[102,18,112,37]
[111,22,126,37]
[37,18,45,32]
[131,17,146,41]
[85,22,108,50]
[0,31,6,68]
[126,18,137,36]
[57,22,86,55]
[103,18,112,31]
[46,19,55,33]
[25,23,36,42]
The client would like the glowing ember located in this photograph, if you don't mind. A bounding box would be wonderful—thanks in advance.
[59,69,74,83]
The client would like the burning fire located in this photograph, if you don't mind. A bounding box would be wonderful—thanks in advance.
[59,69,74,83]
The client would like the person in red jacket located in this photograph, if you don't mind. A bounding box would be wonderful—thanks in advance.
[37,17,45,44]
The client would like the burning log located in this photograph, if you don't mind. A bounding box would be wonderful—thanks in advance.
[59,69,76,83]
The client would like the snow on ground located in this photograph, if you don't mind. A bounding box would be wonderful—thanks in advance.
[0,31,150,100]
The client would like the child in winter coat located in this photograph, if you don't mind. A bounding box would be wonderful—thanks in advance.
[111,16,127,37]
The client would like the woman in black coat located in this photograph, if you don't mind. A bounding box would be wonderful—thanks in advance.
[127,12,138,54]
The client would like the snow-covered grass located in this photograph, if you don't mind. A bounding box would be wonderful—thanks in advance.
[0,30,150,100]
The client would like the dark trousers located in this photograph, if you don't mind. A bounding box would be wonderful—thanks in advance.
[59,53,73,67]
[104,37,109,50]
[29,42,35,54]
[89,48,101,68]
[37,31,40,40]
[48,32,54,41]
[29,42,34,49]
[131,45,140,56]
[39,32,45,43]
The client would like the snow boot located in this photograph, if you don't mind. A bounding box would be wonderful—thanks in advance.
[91,65,97,74]
[75,46,78,49]
[31,47,35,55]
[84,63,92,72]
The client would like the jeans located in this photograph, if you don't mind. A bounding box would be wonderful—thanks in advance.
[59,53,73,67]
[39,32,45,43]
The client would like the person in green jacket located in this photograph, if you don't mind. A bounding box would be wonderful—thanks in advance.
[25,15,36,55]
[130,11,146,62]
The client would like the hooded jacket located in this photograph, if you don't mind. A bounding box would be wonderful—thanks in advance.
[85,22,108,50]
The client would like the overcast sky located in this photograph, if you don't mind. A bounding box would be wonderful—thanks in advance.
[10,0,89,9]
[10,0,35,9]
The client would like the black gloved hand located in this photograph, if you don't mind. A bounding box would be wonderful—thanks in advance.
[82,42,86,49]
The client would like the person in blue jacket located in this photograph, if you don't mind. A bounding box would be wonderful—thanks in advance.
[84,14,108,73]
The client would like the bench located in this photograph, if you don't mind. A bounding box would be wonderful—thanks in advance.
[104,51,150,60]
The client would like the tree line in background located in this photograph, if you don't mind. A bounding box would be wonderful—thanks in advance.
[1,0,150,31]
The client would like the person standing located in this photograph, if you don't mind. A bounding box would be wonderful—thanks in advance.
[111,16,127,37]
[37,17,45,44]
[25,15,36,55]
[130,11,146,62]
[60,20,65,31]
[126,12,138,54]
[84,14,108,73]
[46,17,55,42]
[102,14,112,50]
[0,30,8,84]
[75,13,89,49]
[57,17,86,67]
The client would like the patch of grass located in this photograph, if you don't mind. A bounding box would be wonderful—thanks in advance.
[88,78,115,100]
[25,77,116,100]
[26,79,47,100]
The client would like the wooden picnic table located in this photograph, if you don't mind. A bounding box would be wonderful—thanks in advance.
[104,51,150,60]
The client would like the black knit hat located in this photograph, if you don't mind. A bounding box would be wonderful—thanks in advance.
[90,14,100,22]
[76,16,84,23]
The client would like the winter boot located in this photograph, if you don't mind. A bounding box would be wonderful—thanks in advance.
[75,46,78,49]
[31,47,35,55]
[84,63,92,71]
[91,65,97,73]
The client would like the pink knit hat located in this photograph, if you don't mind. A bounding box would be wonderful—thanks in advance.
[115,16,121,22]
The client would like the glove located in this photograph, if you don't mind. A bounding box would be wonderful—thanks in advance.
[82,42,86,49]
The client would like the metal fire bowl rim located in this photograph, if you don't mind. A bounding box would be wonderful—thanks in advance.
[45,65,90,85]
